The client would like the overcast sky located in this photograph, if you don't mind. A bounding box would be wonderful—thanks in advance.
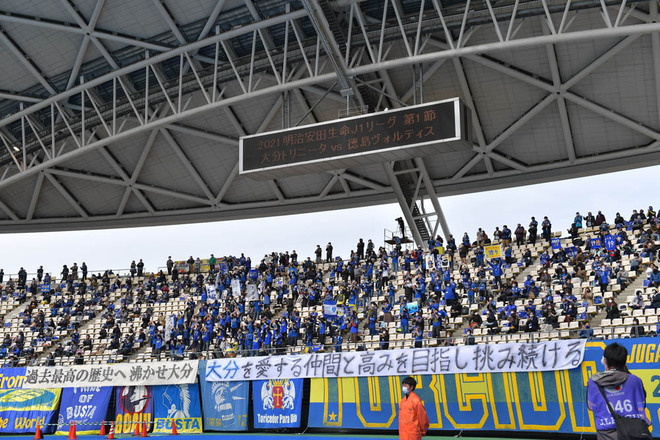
[1,164,657,279]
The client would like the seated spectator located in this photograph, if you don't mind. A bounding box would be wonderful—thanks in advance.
[630,291,644,310]
[630,318,645,338]
[465,329,475,345]
[507,311,520,334]
[468,311,482,329]
[379,329,389,350]
[648,289,660,310]
[605,299,620,320]
[582,288,594,307]
[579,323,593,339]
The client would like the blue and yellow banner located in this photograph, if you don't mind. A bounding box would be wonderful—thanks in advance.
[0,368,61,434]
[309,338,660,435]
[152,384,202,433]
[199,361,248,431]
[0,388,62,433]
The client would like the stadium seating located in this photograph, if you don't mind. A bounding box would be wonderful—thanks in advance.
[0,209,657,366]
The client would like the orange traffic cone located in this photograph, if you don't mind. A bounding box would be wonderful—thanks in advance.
[68,421,77,440]
[171,419,178,436]
[141,420,149,438]
[107,422,115,440]
[133,421,140,436]
[99,421,106,436]
[34,423,43,440]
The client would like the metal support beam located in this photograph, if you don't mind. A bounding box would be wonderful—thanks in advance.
[413,157,451,239]
[0,28,56,95]
[26,172,44,220]
[159,128,215,201]
[43,173,88,218]
[384,161,423,247]
[300,0,361,104]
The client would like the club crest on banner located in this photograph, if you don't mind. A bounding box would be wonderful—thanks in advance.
[261,379,295,410]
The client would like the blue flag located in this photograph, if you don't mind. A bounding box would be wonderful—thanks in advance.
[199,361,248,431]
[323,300,337,317]
[253,379,302,428]
[565,247,578,258]
[551,238,561,250]
[57,387,112,435]
[153,384,202,434]
[604,235,616,251]
[406,301,419,313]
[590,238,602,249]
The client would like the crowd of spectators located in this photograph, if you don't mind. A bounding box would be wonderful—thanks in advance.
[0,207,657,366]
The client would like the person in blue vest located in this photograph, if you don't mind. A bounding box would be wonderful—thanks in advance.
[412,325,423,348]
[400,310,410,335]
[488,258,503,288]
[334,333,343,352]
[587,343,650,440]
[444,280,456,306]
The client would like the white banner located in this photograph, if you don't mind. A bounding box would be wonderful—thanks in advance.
[164,314,175,338]
[24,360,198,389]
[323,302,337,317]
[231,279,241,298]
[205,340,586,382]
[246,283,258,301]
[206,283,218,300]
[425,254,435,270]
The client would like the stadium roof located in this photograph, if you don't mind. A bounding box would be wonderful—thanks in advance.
[0,0,659,235]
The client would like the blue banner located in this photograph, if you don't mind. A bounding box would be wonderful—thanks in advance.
[199,361,248,431]
[308,338,660,435]
[0,368,61,434]
[115,386,153,435]
[565,246,578,258]
[604,234,616,251]
[405,301,418,313]
[551,238,561,250]
[153,384,202,433]
[253,379,302,428]
[323,300,337,317]
[0,368,27,390]
[57,387,112,435]
[590,238,602,249]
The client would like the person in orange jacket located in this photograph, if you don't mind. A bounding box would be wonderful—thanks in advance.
[399,376,429,440]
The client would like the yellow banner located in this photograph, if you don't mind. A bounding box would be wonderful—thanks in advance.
[484,245,501,260]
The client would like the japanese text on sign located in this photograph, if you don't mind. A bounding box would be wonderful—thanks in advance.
[240,100,459,173]
[23,361,198,389]
[205,341,586,382]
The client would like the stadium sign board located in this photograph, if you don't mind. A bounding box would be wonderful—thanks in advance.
[239,98,470,179]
